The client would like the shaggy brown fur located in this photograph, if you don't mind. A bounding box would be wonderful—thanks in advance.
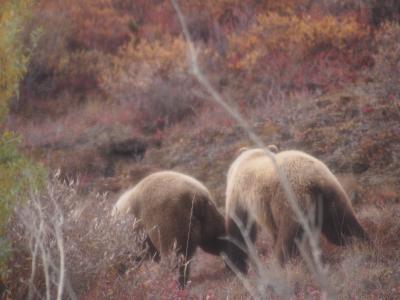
[225,148,369,271]
[113,171,231,287]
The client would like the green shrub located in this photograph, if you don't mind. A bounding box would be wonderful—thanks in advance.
[0,0,45,279]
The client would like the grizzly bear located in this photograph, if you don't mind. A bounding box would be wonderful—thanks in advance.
[112,171,234,287]
[225,148,369,271]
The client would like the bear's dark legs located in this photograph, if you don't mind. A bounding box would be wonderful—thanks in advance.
[145,236,161,262]
[178,259,191,289]
[200,238,223,256]
[249,222,258,244]
[274,223,303,265]
[129,236,160,263]
[339,208,370,242]
[225,206,256,273]
[315,185,369,245]
[225,217,249,273]
[322,201,369,246]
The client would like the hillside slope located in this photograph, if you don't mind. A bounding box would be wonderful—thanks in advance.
[5,1,400,298]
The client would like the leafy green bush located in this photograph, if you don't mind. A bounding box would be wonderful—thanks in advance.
[0,0,45,279]
[0,0,31,119]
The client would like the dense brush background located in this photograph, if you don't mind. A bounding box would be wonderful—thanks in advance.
[1,0,400,299]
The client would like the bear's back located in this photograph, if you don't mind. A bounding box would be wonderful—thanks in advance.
[275,150,345,195]
[123,171,216,255]
[226,148,347,211]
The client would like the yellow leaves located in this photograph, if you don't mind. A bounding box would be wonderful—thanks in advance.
[262,0,311,13]
[121,37,188,73]
[227,11,366,71]
[101,36,194,95]
[311,15,364,49]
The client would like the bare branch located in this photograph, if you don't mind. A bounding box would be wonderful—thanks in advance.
[18,175,75,300]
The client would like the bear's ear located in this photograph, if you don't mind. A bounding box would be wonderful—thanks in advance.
[237,146,249,155]
[267,144,279,153]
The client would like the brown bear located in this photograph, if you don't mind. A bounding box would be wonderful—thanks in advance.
[112,171,234,287]
[225,148,369,271]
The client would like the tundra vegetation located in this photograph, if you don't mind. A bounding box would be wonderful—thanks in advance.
[2,0,400,299]
[0,0,44,291]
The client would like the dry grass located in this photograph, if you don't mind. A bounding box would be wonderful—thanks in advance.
[4,156,400,299]
[6,174,148,299]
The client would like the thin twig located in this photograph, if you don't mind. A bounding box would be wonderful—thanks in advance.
[183,193,196,284]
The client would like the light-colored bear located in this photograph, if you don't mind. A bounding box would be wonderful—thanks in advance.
[225,148,369,271]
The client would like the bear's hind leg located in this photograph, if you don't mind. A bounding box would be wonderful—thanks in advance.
[274,223,303,266]
[341,212,370,242]
[225,205,256,273]
[178,259,191,289]
[321,201,369,246]
[318,185,369,245]
[225,217,249,273]
[145,236,161,262]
